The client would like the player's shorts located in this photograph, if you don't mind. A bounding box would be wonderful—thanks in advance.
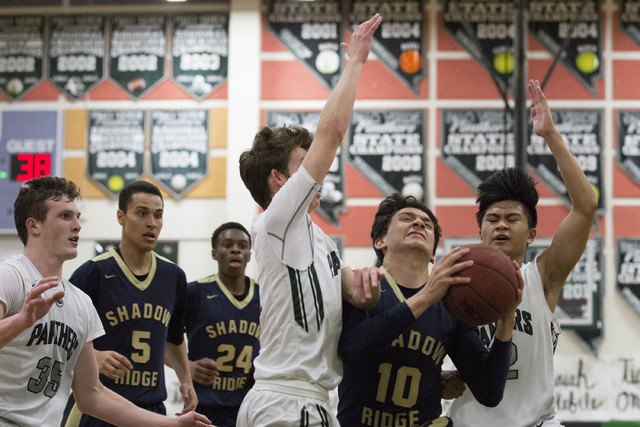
[237,387,338,427]
[535,417,564,427]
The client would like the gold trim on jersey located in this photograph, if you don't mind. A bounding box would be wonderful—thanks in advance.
[92,247,158,291]
[380,266,407,303]
[199,274,257,310]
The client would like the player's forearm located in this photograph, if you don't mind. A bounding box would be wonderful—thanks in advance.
[315,59,364,150]
[165,341,193,386]
[0,313,30,349]
[494,313,516,342]
[545,129,598,215]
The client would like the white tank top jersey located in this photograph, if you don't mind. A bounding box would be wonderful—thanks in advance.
[0,255,104,427]
[251,166,344,395]
[448,258,561,427]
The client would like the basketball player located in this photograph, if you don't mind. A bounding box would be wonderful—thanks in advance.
[236,13,384,426]
[61,181,197,427]
[183,222,259,426]
[0,177,211,427]
[447,80,598,426]
[337,194,524,426]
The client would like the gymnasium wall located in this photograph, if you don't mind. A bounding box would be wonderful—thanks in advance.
[1,0,640,423]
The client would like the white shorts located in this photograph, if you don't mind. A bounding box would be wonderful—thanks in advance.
[237,387,339,427]
[536,417,564,427]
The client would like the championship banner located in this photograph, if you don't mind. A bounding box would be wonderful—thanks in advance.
[0,111,61,233]
[529,0,603,95]
[87,110,145,198]
[171,14,228,99]
[266,110,346,226]
[266,0,343,90]
[525,238,603,352]
[527,110,604,214]
[0,16,44,100]
[109,15,166,98]
[442,0,514,94]
[616,110,640,185]
[441,109,515,190]
[347,0,426,95]
[618,0,640,49]
[48,15,105,100]
[149,110,209,199]
[616,238,640,319]
[348,110,426,201]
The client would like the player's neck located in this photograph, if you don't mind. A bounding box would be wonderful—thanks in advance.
[383,252,429,289]
[118,242,153,275]
[23,246,64,279]
[218,271,246,295]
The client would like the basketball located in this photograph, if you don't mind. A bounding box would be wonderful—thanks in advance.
[442,244,519,326]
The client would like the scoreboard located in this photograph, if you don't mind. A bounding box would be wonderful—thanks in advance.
[0,111,61,233]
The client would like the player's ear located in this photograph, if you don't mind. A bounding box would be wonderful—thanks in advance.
[116,209,125,226]
[212,248,218,261]
[374,237,386,250]
[527,228,536,245]
[26,217,40,236]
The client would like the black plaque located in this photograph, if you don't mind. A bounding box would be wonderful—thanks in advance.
[87,110,146,198]
[149,110,209,199]
[348,110,426,201]
[109,15,166,98]
[48,15,105,99]
[619,0,640,48]
[266,0,343,90]
[0,16,44,100]
[171,14,228,99]
[617,110,640,185]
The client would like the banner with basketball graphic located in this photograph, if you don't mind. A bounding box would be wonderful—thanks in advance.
[442,0,514,94]
[347,0,426,95]
[109,15,166,98]
[441,109,515,191]
[266,0,343,90]
[618,0,640,49]
[86,110,145,198]
[616,238,640,319]
[348,110,426,201]
[171,14,228,99]
[48,15,106,100]
[529,0,603,96]
[527,109,605,214]
[266,110,346,226]
[149,110,209,199]
[616,110,640,186]
[0,16,44,100]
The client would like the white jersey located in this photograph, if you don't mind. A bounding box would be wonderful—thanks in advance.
[0,255,103,427]
[251,165,344,393]
[448,258,561,427]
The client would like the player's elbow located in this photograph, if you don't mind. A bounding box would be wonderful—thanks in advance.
[474,389,504,408]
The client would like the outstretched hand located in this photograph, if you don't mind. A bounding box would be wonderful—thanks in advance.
[175,411,213,427]
[528,79,557,140]
[341,13,382,64]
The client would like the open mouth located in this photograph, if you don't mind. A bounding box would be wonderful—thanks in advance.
[495,235,509,242]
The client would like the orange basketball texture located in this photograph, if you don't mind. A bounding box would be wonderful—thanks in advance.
[399,50,421,74]
[442,244,518,326]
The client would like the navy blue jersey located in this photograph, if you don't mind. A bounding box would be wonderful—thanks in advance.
[338,273,511,427]
[68,247,187,406]
[185,274,260,411]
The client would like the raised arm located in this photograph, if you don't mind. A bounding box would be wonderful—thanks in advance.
[528,79,598,311]
[302,13,381,184]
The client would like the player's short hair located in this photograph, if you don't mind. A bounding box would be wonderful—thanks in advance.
[211,222,251,249]
[239,125,313,209]
[118,181,163,213]
[371,193,441,264]
[476,167,538,229]
[14,177,80,245]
